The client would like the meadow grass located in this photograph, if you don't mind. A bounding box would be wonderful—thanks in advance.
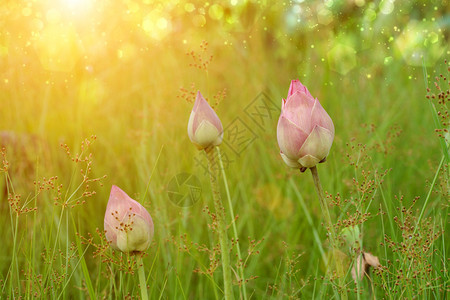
[1,0,448,299]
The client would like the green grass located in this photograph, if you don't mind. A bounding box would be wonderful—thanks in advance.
[1,0,449,299]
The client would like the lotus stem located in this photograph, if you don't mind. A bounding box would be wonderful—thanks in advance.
[310,166,347,299]
[206,146,233,300]
[216,146,247,300]
[137,256,149,300]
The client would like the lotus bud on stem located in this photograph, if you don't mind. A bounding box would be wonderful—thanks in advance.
[187,91,234,299]
[277,80,347,298]
[277,80,334,171]
[104,185,154,300]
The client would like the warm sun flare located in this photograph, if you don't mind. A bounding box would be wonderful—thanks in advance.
[62,0,92,13]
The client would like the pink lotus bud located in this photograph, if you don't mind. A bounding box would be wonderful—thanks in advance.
[277,80,335,169]
[104,185,154,253]
[187,91,223,150]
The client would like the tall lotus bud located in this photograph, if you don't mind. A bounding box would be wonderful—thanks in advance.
[187,91,223,150]
[104,185,154,253]
[277,80,335,170]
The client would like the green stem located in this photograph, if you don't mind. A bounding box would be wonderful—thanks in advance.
[310,167,334,240]
[138,256,149,300]
[9,215,19,296]
[206,147,233,300]
[309,166,347,299]
[216,147,247,300]
[416,155,445,230]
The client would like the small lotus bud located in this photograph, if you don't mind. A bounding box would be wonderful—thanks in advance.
[104,185,154,253]
[187,91,223,150]
[277,80,335,169]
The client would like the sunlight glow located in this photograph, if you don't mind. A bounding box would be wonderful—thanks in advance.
[34,23,81,72]
[62,0,92,14]
[142,13,172,40]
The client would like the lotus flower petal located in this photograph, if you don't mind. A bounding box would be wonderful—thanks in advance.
[192,92,222,133]
[193,120,223,149]
[298,154,321,169]
[280,152,303,168]
[311,99,335,135]
[277,115,309,159]
[283,91,315,133]
[288,79,313,98]
[298,125,334,167]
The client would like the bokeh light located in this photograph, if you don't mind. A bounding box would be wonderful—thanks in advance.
[396,20,446,67]
[317,5,333,26]
[327,44,357,75]
[379,0,394,15]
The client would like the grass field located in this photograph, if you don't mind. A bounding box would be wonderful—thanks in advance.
[0,0,449,299]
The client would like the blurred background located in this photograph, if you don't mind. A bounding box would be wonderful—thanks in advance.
[0,0,448,298]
